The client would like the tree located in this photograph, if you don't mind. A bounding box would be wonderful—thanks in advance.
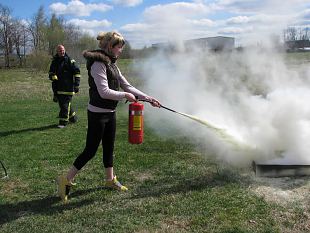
[21,21,31,65]
[47,14,65,55]
[284,27,297,41]
[0,4,13,68]
[28,6,47,51]
[11,19,29,66]
[283,26,310,41]
[63,23,84,62]
[121,40,132,59]
[78,33,97,50]
[301,27,309,40]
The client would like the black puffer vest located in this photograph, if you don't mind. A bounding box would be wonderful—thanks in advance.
[83,50,120,110]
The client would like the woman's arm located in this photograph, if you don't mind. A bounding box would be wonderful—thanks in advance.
[118,69,148,99]
[91,62,136,102]
[118,67,161,107]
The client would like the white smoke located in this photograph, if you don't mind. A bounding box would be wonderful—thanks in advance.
[136,45,310,166]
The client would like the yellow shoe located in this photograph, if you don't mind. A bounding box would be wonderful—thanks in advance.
[56,175,75,202]
[105,176,128,191]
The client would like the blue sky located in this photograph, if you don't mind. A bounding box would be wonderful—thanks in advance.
[1,0,310,48]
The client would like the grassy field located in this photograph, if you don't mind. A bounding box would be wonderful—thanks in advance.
[0,59,309,232]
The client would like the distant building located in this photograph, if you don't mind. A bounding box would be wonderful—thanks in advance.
[285,39,310,51]
[185,36,235,51]
[152,36,235,52]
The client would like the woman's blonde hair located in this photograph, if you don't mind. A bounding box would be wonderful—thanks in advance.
[97,31,125,52]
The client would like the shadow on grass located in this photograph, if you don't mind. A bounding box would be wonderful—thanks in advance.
[0,187,104,226]
[0,124,58,137]
[70,186,106,198]
[132,169,252,199]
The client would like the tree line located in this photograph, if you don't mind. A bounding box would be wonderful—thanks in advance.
[283,26,310,42]
[0,4,134,70]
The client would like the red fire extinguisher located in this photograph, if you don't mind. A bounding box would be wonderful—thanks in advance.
[128,102,144,144]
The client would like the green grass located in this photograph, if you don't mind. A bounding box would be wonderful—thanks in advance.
[284,51,310,64]
[0,61,309,232]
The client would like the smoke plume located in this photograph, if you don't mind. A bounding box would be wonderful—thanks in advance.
[136,45,310,167]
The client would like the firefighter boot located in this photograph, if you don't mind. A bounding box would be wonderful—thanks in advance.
[69,115,78,124]
[58,120,68,128]
[105,176,128,191]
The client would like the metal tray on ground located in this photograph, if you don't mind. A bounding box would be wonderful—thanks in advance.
[253,162,310,177]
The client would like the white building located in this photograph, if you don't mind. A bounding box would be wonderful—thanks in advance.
[186,36,235,51]
[152,36,235,52]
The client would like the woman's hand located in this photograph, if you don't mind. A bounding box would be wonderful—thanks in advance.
[125,92,137,102]
[145,96,161,108]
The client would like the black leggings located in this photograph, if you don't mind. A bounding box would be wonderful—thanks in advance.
[73,111,116,170]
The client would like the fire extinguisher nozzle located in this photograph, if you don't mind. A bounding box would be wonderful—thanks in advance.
[160,105,177,113]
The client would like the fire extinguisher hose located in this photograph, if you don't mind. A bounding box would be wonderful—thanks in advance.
[133,98,249,148]
[133,98,221,131]
[159,104,222,131]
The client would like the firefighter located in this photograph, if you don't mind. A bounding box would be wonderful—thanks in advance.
[49,45,81,128]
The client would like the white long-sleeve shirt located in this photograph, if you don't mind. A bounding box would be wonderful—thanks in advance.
[88,61,148,112]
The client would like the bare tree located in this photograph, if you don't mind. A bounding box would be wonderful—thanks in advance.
[298,27,304,40]
[21,21,31,65]
[11,19,25,66]
[285,27,297,41]
[302,27,309,40]
[1,4,133,69]
[63,23,83,61]
[283,26,310,41]
[28,6,47,51]
[0,4,13,68]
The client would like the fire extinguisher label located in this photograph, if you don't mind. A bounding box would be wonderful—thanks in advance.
[133,116,142,130]
[131,111,143,115]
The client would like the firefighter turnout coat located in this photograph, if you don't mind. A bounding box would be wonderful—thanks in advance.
[49,53,81,95]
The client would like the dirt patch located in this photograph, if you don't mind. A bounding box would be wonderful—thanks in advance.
[249,175,310,232]
[250,176,310,207]
[1,178,30,196]
[130,171,154,182]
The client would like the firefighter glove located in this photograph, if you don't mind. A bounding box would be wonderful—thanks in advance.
[74,87,79,93]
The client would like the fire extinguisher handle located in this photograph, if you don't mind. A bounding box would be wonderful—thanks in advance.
[125,96,142,104]
[125,99,138,104]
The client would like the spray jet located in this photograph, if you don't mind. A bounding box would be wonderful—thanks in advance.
[130,98,255,151]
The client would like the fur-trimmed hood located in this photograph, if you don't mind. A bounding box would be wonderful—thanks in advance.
[82,49,113,64]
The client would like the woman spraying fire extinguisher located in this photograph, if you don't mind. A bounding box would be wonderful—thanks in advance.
[56,31,160,202]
